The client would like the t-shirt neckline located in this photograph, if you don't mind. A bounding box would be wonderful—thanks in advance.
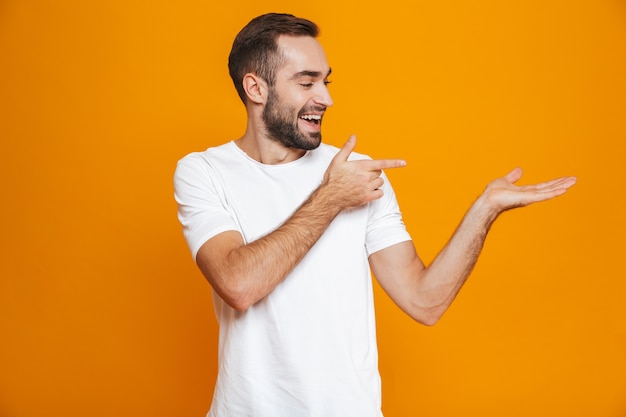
[228,140,313,168]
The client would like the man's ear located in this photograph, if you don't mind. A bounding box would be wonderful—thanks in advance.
[242,73,267,105]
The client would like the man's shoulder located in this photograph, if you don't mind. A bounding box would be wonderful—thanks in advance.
[177,141,238,167]
[174,142,241,187]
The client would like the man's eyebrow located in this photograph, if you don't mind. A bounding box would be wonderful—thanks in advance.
[291,68,333,79]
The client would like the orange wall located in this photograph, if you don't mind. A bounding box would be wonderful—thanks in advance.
[1,1,625,416]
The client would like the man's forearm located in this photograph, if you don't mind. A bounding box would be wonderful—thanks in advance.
[222,185,342,309]
[198,137,407,311]
[415,195,500,318]
[371,168,575,325]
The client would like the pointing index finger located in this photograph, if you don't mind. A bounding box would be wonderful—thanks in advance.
[361,158,407,171]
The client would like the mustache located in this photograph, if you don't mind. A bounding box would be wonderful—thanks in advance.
[298,106,326,116]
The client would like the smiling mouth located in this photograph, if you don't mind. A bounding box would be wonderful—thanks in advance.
[299,114,322,124]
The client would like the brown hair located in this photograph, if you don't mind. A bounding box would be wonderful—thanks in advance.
[228,13,319,104]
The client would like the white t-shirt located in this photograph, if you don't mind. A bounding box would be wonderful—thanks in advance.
[174,141,411,417]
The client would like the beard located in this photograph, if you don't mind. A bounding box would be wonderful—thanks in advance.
[262,88,323,151]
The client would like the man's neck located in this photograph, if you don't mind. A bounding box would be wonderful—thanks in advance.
[235,131,307,165]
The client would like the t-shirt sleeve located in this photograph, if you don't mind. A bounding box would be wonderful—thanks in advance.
[174,154,240,260]
[365,170,412,256]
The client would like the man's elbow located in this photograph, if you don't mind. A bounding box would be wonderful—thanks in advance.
[409,304,447,326]
[196,262,258,311]
[213,282,258,312]
[209,275,260,312]
[225,297,254,312]
[415,313,441,327]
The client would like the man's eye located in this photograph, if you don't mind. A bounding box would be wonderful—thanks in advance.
[300,83,314,88]
[324,80,332,86]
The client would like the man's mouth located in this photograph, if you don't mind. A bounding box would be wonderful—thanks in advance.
[299,114,322,125]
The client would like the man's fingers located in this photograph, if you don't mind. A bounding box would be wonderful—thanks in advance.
[360,158,407,171]
[515,176,577,193]
[504,167,523,184]
[333,134,357,163]
[332,135,406,171]
[369,169,383,180]
[502,168,576,197]
[535,176,577,191]
[372,176,384,190]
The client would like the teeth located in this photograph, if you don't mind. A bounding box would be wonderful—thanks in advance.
[300,114,322,121]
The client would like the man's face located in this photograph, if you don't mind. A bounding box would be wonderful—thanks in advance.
[262,35,333,150]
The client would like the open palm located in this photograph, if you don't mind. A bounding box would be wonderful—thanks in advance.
[483,167,577,212]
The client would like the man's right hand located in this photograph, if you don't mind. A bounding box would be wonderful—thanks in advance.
[322,135,407,210]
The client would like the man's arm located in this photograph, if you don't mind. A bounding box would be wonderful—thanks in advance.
[195,135,406,311]
[369,168,577,326]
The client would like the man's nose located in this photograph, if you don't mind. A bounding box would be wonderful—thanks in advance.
[313,85,333,107]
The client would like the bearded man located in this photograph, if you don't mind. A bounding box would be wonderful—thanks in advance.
[174,13,576,417]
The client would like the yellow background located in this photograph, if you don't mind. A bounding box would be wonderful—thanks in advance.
[1,1,625,416]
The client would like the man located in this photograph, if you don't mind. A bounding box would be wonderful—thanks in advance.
[174,13,576,417]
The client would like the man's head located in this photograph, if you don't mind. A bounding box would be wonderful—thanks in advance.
[229,13,333,151]
[228,13,319,104]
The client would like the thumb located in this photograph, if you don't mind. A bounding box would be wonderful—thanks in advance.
[504,167,523,184]
[333,134,357,163]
